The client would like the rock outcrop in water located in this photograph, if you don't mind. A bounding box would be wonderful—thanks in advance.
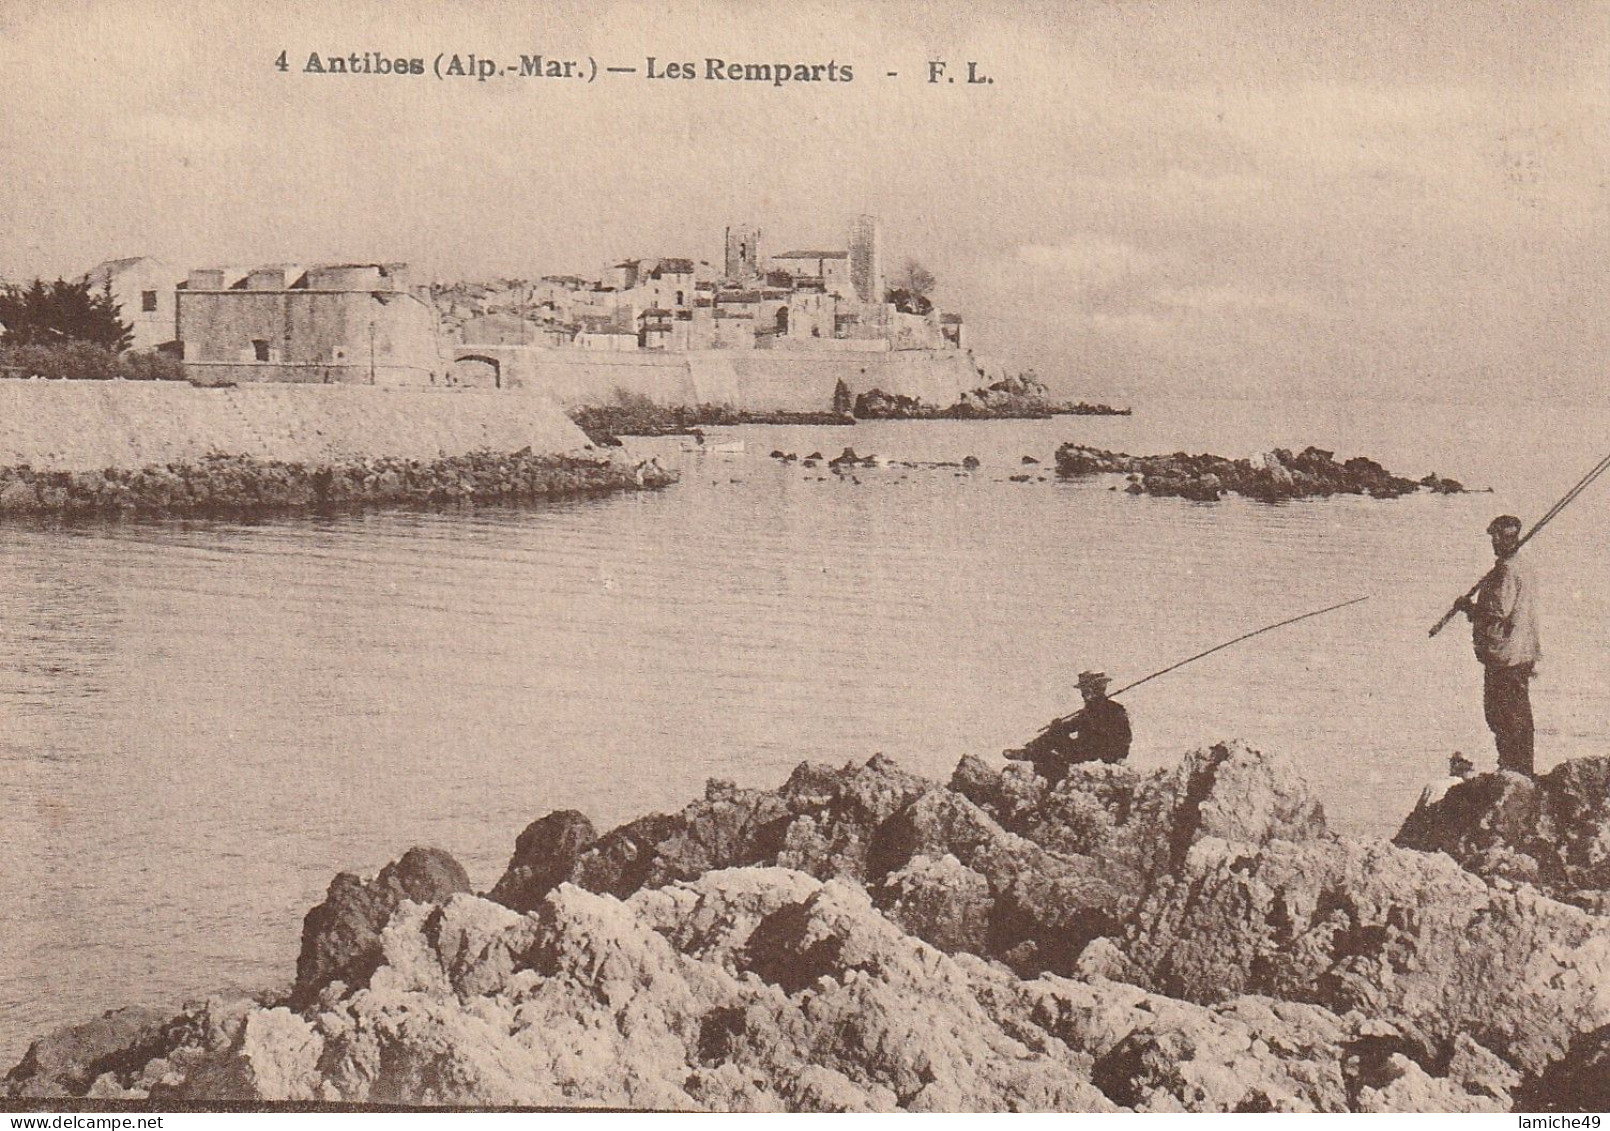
[0,449,675,519]
[10,742,1610,1110]
[1055,444,1466,502]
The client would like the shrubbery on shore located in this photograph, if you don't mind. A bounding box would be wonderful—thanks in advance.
[0,343,187,382]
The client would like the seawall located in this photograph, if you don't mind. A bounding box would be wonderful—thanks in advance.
[0,382,593,472]
[462,346,985,411]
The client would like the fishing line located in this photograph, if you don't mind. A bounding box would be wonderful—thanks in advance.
[1033,595,1371,734]
[1109,595,1371,698]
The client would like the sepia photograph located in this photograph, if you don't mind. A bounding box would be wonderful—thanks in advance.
[2,0,1609,1114]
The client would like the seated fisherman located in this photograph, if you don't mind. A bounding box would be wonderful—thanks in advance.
[1005,670,1133,787]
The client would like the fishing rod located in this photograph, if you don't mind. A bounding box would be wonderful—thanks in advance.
[1109,595,1370,698]
[1037,594,1370,731]
[1428,449,1610,638]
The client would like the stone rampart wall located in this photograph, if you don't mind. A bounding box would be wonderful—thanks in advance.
[0,381,590,471]
[461,347,984,411]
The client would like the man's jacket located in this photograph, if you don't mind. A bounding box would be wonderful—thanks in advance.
[1473,553,1541,669]
[1009,697,1132,786]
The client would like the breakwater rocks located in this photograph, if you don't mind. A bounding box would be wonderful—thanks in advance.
[14,744,1610,1111]
[570,403,853,444]
[1055,444,1466,502]
[0,449,675,520]
[769,447,982,473]
[856,374,1128,421]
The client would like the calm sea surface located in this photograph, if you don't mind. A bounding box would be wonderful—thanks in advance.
[3,395,1608,1060]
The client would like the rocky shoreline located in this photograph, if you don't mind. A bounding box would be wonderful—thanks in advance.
[10,742,1610,1111]
[570,404,855,445]
[568,374,1129,443]
[854,373,1129,421]
[1056,444,1467,502]
[0,449,675,519]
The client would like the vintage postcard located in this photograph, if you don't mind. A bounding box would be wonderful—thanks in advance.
[2,0,1608,1115]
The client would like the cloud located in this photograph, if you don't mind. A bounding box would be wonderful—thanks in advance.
[1150,284,1323,318]
[1085,310,1174,338]
[1016,239,1154,282]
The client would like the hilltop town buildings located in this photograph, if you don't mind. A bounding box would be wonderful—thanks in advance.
[77,215,965,387]
[443,215,966,358]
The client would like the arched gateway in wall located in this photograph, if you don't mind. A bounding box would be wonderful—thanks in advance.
[450,354,501,388]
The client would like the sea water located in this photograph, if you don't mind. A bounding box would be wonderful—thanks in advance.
[2,394,1607,1060]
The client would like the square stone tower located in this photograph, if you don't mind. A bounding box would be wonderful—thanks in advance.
[849,214,884,304]
[724,224,761,281]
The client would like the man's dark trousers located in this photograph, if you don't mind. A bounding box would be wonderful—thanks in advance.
[1484,663,1535,776]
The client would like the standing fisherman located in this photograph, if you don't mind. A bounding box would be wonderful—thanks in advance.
[1455,515,1541,776]
[1431,451,1610,769]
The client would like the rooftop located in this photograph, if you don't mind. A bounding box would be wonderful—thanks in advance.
[86,256,161,281]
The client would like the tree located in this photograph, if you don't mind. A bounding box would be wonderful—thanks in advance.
[885,258,937,315]
[0,277,133,351]
[892,258,936,298]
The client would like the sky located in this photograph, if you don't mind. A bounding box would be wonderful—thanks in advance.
[1,0,1607,400]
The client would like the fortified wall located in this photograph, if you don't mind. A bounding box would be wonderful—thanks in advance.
[454,346,986,411]
[0,382,590,472]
